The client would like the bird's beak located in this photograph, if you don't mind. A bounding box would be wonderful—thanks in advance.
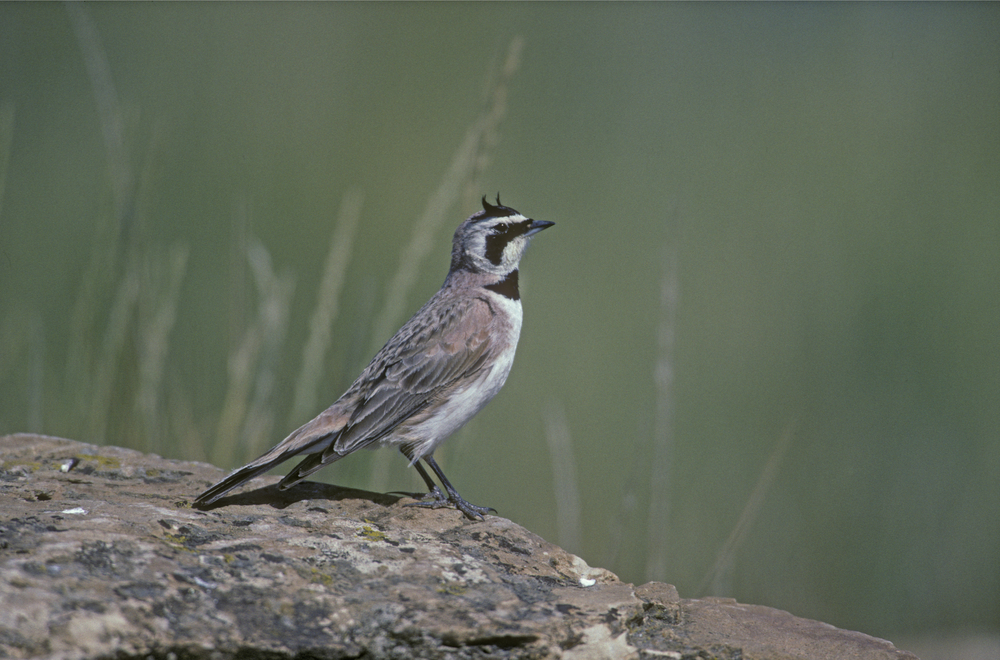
[524,219,555,237]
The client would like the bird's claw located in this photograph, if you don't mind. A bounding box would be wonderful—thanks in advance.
[403,486,495,521]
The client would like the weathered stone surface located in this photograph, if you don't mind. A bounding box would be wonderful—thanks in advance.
[0,434,918,659]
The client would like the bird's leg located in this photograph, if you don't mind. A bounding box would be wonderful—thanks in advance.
[408,459,449,506]
[405,455,495,521]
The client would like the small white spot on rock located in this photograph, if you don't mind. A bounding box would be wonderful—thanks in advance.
[190,576,218,590]
[579,577,596,587]
[61,507,88,515]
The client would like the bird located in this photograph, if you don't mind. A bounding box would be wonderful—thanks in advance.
[194,195,553,520]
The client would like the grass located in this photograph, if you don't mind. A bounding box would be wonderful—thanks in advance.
[543,401,581,552]
[0,101,13,221]
[699,422,795,596]
[289,188,364,425]
[645,244,679,582]
[213,235,295,467]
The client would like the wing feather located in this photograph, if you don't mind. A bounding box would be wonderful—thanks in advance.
[332,292,496,454]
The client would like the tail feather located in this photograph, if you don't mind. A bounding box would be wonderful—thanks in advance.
[193,460,286,506]
[193,430,335,506]
[278,449,346,491]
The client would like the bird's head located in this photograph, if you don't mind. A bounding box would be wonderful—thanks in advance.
[450,196,554,276]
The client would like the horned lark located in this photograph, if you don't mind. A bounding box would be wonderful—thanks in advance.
[194,196,553,520]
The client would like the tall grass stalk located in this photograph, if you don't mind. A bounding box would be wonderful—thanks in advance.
[367,36,524,493]
[74,120,162,446]
[0,103,21,426]
[241,239,295,460]
[67,107,161,446]
[462,36,524,210]
[543,402,582,551]
[699,422,795,596]
[28,315,44,434]
[290,188,363,425]
[645,245,679,581]
[136,244,189,453]
[64,209,123,426]
[63,3,137,435]
[0,101,13,221]
[64,3,132,221]
[0,309,36,436]
[214,235,295,467]
[602,435,645,571]
[86,259,140,443]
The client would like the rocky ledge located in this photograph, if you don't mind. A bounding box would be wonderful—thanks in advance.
[0,434,917,660]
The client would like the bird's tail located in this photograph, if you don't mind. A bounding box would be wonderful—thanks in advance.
[193,459,287,506]
[193,430,332,506]
[277,448,346,491]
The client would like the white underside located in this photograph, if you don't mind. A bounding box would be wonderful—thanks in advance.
[397,292,523,462]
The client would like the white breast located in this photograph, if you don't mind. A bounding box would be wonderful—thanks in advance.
[402,293,523,461]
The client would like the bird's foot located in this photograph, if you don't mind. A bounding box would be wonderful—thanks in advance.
[402,485,450,508]
[404,486,495,521]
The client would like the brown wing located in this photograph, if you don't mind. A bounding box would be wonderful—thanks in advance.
[330,292,497,455]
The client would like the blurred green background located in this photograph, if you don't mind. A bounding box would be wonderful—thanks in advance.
[1,3,997,651]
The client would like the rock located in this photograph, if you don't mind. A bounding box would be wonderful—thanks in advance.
[0,434,918,659]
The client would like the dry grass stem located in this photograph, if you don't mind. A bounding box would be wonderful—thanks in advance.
[645,245,679,581]
[241,240,296,459]
[136,244,189,453]
[602,435,646,571]
[28,315,44,434]
[0,101,13,220]
[214,237,295,467]
[86,259,140,442]
[290,188,363,424]
[543,402,582,551]
[62,3,141,438]
[65,3,132,221]
[699,422,796,596]
[462,36,524,210]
